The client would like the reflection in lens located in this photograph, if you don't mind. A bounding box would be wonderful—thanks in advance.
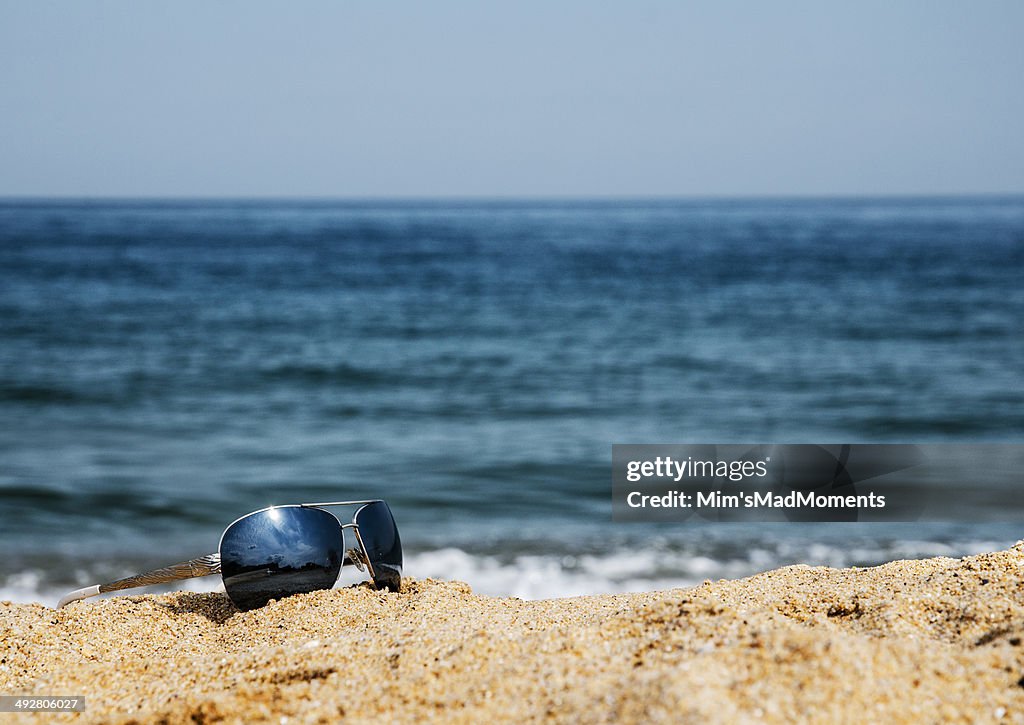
[219,506,343,611]
[354,501,403,591]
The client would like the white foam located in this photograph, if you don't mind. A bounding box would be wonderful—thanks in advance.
[397,539,1016,600]
[403,548,756,599]
[2,539,1013,606]
[1,569,55,604]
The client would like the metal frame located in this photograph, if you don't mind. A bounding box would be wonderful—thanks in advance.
[57,500,386,608]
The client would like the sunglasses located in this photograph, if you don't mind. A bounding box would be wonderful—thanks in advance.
[57,500,402,611]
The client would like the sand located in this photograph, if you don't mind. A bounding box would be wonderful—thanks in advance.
[3,544,1024,724]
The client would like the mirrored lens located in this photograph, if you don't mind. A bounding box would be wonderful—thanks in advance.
[219,506,343,610]
[354,501,402,591]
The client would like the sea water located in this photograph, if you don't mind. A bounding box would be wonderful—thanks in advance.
[1,198,1022,602]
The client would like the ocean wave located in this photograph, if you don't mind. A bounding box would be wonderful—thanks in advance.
[0,383,91,404]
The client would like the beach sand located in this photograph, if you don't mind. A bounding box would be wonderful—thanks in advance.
[3,544,1024,723]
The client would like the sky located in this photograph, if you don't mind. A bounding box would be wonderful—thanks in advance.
[1,1,1023,198]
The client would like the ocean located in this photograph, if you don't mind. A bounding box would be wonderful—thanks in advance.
[1,197,1022,604]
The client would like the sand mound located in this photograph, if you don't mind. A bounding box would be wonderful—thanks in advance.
[3,545,1024,723]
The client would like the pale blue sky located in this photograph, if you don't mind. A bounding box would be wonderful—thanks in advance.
[1,1,1022,198]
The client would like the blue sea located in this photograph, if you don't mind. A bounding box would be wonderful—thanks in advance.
[1,198,1023,603]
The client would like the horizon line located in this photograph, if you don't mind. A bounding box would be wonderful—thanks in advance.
[1,191,1024,205]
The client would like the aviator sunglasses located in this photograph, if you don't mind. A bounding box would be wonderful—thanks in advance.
[58,500,402,611]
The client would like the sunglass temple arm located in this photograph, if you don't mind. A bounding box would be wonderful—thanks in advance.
[57,553,221,608]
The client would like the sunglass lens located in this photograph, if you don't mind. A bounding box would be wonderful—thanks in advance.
[219,506,344,611]
[354,501,402,591]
